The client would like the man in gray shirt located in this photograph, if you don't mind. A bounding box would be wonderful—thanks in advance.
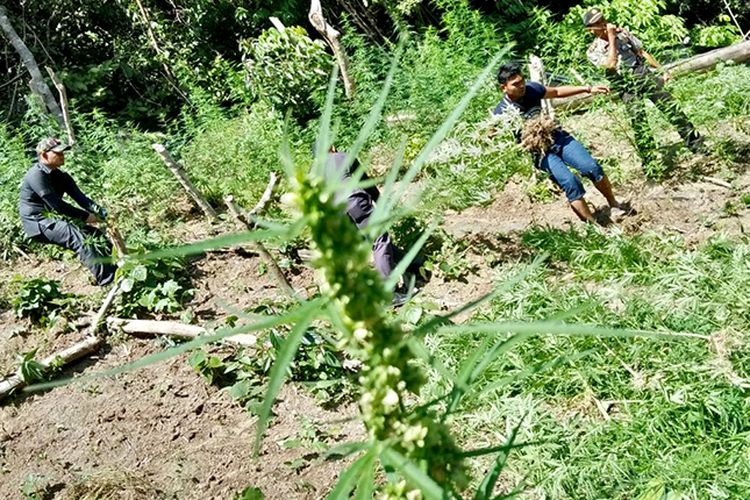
[584,8,703,170]
[19,137,115,286]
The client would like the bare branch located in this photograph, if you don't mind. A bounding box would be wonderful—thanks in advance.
[152,143,218,220]
[308,0,355,98]
[45,66,75,145]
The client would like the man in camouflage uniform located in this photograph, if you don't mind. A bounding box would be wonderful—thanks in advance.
[583,8,704,168]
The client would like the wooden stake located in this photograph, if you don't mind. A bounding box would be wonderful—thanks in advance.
[45,67,75,145]
[224,195,297,299]
[152,143,217,220]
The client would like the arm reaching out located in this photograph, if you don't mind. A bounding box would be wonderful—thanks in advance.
[544,85,610,99]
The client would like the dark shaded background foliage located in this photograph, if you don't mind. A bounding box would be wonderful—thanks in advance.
[2,0,746,129]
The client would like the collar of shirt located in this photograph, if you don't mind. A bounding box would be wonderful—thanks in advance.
[36,161,54,174]
[502,93,518,111]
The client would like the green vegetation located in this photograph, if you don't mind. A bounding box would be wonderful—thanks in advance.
[116,251,193,317]
[3,0,750,497]
[12,278,77,326]
[422,228,750,497]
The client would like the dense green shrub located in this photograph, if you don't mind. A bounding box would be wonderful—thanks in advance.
[177,101,292,208]
[240,26,332,118]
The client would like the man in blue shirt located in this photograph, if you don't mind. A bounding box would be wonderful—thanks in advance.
[19,137,115,286]
[494,62,628,223]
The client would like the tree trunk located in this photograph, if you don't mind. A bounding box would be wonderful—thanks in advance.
[663,39,750,75]
[309,0,355,98]
[0,5,64,127]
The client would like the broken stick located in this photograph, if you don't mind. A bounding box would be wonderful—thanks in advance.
[0,335,103,402]
[224,194,296,299]
[0,250,124,402]
[106,318,257,347]
[45,66,75,145]
[152,143,217,220]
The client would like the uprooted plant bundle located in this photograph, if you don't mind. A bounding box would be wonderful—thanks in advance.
[520,114,558,154]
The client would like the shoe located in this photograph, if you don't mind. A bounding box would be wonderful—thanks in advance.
[685,133,707,154]
[391,292,410,308]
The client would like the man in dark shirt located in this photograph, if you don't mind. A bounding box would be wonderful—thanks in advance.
[494,62,627,223]
[583,7,703,169]
[320,145,420,306]
[19,137,115,286]
[323,146,399,277]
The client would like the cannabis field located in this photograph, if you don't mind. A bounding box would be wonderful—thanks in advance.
[2,0,750,498]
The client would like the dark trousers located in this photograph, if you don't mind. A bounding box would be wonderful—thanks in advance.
[345,192,398,279]
[33,219,116,286]
[617,74,697,163]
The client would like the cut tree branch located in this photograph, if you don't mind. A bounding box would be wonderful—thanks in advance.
[106,318,258,347]
[152,143,218,220]
[247,171,278,221]
[0,335,103,402]
[45,66,75,145]
[308,0,355,98]
[224,192,297,299]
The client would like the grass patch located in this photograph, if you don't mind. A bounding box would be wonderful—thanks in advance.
[422,228,750,498]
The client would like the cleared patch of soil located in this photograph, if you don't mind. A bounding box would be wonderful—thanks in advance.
[0,339,363,499]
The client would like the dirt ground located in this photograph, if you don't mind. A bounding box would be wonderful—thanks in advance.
[0,339,363,499]
[2,124,750,498]
[0,251,359,499]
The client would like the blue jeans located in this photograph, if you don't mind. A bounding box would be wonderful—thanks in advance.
[539,131,605,202]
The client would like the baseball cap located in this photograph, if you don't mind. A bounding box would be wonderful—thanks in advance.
[583,8,604,27]
[36,137,71,154]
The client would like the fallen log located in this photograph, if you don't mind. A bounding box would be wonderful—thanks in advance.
[664,39,750,76]
[106,318,257,346]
